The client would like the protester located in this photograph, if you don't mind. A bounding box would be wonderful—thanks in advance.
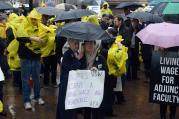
[41,14,58,88]
[100,1,113,17]
[0,15,10,80]
[100,14,109,30]
[0,15,7,117]
[129,19,143,80]
[81,40,106,119]
[16,9,46,110]
[155,47,178,119]
[56,39,84,119]
[6,13,22,92]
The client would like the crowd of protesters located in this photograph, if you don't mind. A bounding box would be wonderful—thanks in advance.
[0,1,178,119]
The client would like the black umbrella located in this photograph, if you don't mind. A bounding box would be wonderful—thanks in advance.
[54,9,96,21]
[0,1,14,10]
[56,21,111,41]
[55,3,77,11]
[127,12,164,23]
[115,2,143,9]
[78,0,98,6]
[36,7,64,16]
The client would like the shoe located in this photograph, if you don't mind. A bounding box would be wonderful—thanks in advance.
[34,98,45,105]
[24,102,32,110]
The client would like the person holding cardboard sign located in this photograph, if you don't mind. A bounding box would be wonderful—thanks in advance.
[154,47,179,119]
[56,39,85,119]
[80,40,107,119]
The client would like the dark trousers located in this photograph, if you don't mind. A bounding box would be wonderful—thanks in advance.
[130,48,139,80]
[84,108,104,119]
[12,71,22,90]
[141,44,152,79]
[0,81,3,102]
[43,55,57,85]
[104,75,116,115]
[0,56,10,79]
[56,84,76,119]
[160,104,177,119]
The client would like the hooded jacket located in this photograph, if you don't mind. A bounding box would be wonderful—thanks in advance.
[16,9,54,59]
[100,2,113,17]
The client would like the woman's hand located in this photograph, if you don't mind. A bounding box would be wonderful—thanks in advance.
[74,52,83,60]
[30,37,44,43]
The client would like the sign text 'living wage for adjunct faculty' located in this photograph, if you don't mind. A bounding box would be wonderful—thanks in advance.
[150,51,179,106]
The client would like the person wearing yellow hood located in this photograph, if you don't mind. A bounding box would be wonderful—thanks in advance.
[6,13,22,92]
[100,2,113,17]
[15,9,45,110]
[40,14,58,87]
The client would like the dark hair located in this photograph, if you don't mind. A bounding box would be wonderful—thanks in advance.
[109,15,114,19]
[84,41,96,44]
[102,14,109,18]
[114,15,123,22]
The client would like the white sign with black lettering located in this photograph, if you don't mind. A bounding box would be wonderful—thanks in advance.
[65,70,105,110]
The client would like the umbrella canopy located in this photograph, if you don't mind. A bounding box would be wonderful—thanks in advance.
[150,2,179,15]
[136,22,179,48]
[55,3,77,11]
[77,0,98,6]
[163,2,179,14]
[54,9,96,21]
[0,1,14,10]
[115,2,143,9]
[56,21,111,41]
[36,7,64,16]
[149,0,174,6]
[127,12,164,23]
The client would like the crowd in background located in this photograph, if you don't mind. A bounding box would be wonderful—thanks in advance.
[0,1,177,119]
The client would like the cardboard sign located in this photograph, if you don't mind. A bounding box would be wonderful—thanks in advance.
[65,70,105,110]
[149,51,179,106]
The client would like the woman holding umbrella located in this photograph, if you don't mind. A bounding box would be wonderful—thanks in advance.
[56,21,111,119]
[56,39,84,119]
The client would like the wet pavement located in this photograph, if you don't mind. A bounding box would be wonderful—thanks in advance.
[1,68,179,119]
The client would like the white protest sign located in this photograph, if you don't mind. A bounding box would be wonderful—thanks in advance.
[0,68,5,81]
[65,70,105,110]
[88,6,101,16]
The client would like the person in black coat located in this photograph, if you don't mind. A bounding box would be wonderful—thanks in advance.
[129,19,143,80]
[81,41,107,119]
[159,47,179,119]
[56,39,84,119]
[111,15,132,103]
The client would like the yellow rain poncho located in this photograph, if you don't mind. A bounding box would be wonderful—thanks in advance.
[138,42,143,63]
[107,36,128,77]
[0,23,7,39]
[7,13,18,23]
[82,15,99,25]
[15,9,48,55]
[6,15,27,70]
[100,2,113,17]
[40,25,57,57]
[0,100,3,112]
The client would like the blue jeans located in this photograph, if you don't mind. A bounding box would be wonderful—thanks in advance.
[21,59,41,103]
